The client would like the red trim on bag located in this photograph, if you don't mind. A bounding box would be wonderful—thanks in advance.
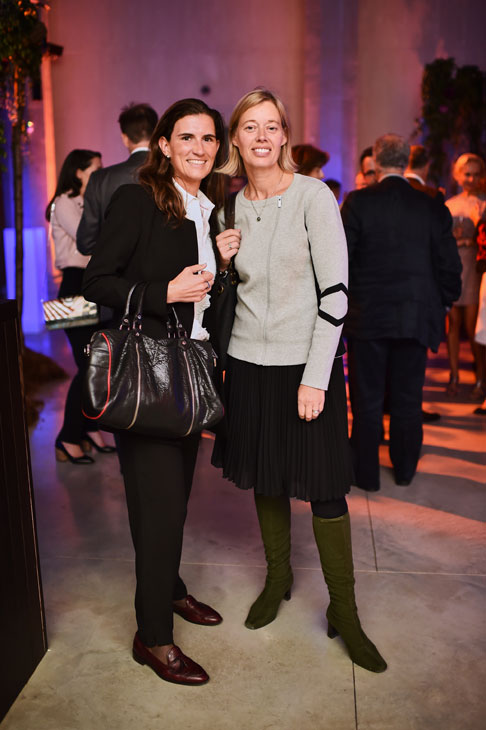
[82,332,112,419]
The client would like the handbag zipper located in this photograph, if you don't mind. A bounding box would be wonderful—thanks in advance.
[182,345,196,436]
[126,338,142,429]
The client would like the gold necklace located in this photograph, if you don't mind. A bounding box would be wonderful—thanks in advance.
[248,171,284,222]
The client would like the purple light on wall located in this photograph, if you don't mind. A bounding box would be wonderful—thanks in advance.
[4,227,48,333]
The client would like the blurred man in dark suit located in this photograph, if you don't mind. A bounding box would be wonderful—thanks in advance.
[77,103,157,255]
[342,134,461,491]
[406,144,445,422]
[359,146,377,187]
[405,145,444,203]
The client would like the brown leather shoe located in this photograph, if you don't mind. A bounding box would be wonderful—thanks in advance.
[173,595,223,626]
[132,633,209,685]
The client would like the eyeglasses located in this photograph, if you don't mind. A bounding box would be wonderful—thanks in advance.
[363,170,376,178]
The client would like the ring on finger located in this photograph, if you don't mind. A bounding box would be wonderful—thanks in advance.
[206,280,211,290]
[228,243,232,250]
[312,409,320,415]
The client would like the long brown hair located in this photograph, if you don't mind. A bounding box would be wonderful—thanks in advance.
[45,149,101,221]
[138,98,226,224]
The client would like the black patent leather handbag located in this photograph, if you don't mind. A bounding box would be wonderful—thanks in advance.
[82,283,224,438]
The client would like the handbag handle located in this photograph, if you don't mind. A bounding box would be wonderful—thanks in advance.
[120,283,141,329]
[132,283,148,331]
[119,282,147,331]
[168,306,188,340]
[223,192,238,279]
[119,282,188,340]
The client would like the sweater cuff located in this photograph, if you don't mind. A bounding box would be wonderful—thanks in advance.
[300,360,333,391]
[300,327,343,390]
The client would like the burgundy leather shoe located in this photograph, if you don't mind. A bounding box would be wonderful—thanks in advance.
[132,633,209,686]
[173,595,223,626]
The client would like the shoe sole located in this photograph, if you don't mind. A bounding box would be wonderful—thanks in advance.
[132,650,209,686]
[172,604,223,626]
[173,612,223,626]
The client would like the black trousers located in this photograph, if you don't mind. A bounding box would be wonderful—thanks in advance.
[116,430,200,646]
[57,268,100,443]
[347,337,427,489]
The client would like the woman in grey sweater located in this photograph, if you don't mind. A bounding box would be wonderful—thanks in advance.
[215,89,386,673]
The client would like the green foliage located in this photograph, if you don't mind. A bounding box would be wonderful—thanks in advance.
[0,0,46,154]
[0,117,5,153]
[0,0,47,319]
[415,58,486,185]
[0,120,5,172]
[0,0,46,84]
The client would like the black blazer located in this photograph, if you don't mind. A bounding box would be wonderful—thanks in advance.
[77,150,148,255]
[82,184,218,340]
[341,176,462,351]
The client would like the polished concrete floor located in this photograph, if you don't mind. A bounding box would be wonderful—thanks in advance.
[3,333,486,730]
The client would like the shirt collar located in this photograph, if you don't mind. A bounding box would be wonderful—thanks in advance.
[405,172,426,186]
[130,147,149,155]
[379,173,405,182]
[173,180,215,214]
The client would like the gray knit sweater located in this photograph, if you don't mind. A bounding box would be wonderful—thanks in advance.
[219,173,348,390]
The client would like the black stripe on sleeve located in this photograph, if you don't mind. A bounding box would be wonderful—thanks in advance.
[320,282,348,298]
[317,310,346,326]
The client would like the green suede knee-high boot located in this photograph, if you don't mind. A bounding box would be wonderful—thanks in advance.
[245,494,293,630]
[312,513,387,673]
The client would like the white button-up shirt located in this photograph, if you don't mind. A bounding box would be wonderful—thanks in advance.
[174,180,216,340]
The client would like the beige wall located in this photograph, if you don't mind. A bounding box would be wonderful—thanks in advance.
[48,0,306,170]
[303,0,359,191]
[11,0,486,228]
[356,0,486,159]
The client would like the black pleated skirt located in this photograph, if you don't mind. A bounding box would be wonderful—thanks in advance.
[221,355,354,502]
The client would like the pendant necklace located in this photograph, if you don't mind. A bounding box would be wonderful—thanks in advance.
[248,171,284,222]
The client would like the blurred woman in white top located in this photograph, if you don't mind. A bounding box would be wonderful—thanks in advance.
[445,153,486,398]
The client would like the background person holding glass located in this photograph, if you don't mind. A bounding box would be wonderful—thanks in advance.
[445,153,486,398]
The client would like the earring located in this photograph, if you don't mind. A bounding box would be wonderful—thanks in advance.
[165,154,171,160]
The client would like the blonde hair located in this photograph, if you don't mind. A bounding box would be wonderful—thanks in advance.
[452,153,485,182]
[218,88,296,177]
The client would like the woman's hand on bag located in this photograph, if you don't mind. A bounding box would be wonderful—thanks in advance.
[216,228,241,270]
[298,384,325,421]
[167,263,214,303]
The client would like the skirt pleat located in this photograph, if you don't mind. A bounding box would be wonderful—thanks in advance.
[222,356,353,502]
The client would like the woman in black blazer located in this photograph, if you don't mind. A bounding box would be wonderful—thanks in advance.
[83,99,226,686]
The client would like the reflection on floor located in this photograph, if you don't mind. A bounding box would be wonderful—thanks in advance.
[3,333,485,730]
